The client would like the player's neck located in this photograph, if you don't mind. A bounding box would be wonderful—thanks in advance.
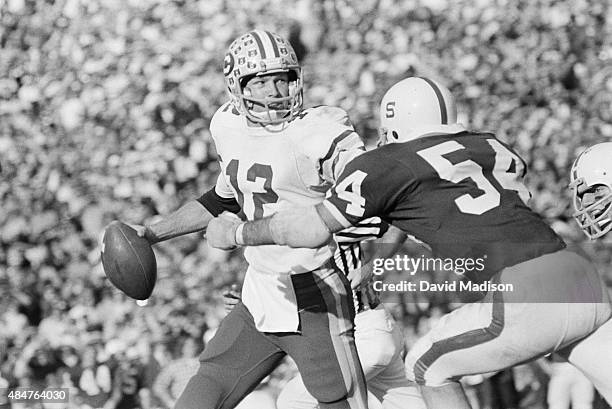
[398,123,466,142]
[246,117,290,133]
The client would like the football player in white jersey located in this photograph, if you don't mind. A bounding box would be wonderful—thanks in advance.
[134,30,422,409]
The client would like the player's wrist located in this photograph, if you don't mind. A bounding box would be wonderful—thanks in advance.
[143,225,160,244]
[234,222,246,246]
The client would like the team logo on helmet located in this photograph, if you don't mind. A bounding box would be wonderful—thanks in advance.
[223,52,235,77]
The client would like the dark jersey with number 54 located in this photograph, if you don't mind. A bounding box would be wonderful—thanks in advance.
[317,131,566,282]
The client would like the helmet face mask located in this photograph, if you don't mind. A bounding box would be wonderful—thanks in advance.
[224,30,303,125]
[570,179,612,239]
[240,70,302,124]
[569,142,612,239]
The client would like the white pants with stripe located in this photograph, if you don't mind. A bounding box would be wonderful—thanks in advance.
[404,249,612,405]
[277,305,426,409]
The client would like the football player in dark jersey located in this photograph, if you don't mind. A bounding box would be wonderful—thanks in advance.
[208,77,612,408]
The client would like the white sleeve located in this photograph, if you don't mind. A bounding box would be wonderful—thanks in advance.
[319,131,366,184]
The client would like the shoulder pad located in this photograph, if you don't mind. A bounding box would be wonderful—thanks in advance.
[301,105,352,127]
[211,102,241,134]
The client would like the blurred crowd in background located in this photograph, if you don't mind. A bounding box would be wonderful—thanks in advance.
[1,0,611,407]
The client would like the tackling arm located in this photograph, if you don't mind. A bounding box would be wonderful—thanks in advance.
[210,146,387,249]
[237,205,335,248]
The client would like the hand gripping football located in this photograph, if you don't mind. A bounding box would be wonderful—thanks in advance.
[101,221,157,300]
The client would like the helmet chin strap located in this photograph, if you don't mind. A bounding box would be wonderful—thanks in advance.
[250,109,281,121]
[245,97,292,124]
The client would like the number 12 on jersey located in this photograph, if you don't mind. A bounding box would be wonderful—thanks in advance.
[225,159,279,219]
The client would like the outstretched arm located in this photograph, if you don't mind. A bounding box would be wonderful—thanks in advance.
[140,199,214,244]
[241,205,332,247]
[207,205,336,249]
[136,182,241,244]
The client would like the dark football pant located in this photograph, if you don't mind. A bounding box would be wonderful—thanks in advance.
[175,269,368,409]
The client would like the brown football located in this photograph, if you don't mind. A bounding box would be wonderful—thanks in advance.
[101,221,157,300]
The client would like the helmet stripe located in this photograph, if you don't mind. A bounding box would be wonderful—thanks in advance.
[419,77,448,124]
[264,31,280,57]
[250,31,267,59]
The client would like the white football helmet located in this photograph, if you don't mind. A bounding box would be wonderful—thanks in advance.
[223,30,303,125]
[378,77,457,145]
[569,142,612,239]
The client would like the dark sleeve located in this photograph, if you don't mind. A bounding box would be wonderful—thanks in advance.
[378,221,390,237]
[196,188,241,217]
[316,150,413,231]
